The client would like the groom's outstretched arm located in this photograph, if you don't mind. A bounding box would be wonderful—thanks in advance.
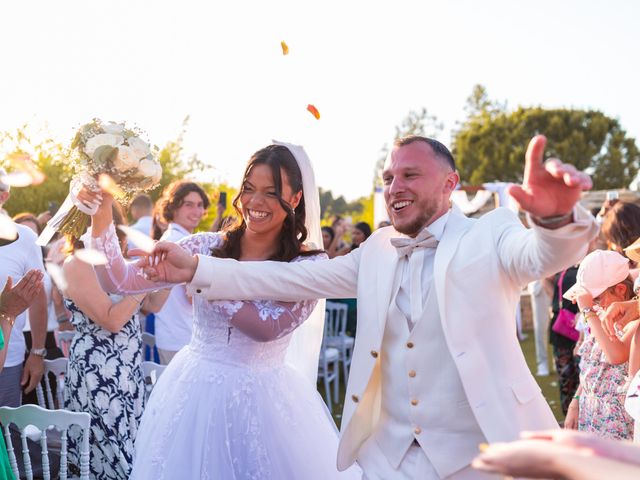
[186,248,361,301]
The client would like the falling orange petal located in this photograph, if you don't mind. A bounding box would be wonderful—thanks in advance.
[98,173,125,198]
[307,104,320,120]
[281,41,289,55]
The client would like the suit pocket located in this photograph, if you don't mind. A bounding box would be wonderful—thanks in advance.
[510,376,542,404]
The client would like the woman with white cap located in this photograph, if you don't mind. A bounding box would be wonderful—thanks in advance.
[563,249,638,440]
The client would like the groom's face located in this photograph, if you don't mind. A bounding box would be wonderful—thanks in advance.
[382,141,458,237]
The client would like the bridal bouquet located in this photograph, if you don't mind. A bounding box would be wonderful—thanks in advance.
[38,119,162,245]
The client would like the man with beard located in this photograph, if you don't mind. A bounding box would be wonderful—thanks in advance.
[135,135,598,479]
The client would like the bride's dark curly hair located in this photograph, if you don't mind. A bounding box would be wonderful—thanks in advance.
[211,145,321,262]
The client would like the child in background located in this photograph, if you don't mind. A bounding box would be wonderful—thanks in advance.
[564,250,638,440]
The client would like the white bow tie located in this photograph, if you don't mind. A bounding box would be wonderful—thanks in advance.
[390,229,439,257]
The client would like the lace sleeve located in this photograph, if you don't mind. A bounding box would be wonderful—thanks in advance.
[229,253,326,342]
[91,225,222,294]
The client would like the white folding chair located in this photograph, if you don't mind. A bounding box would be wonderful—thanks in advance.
[35,358,68,410]
[55,330,76,358]
[0,404,91,480]
[141,332,157,361]
[141,361,166,401]
[325,301,355,384]
[317,312,341,413]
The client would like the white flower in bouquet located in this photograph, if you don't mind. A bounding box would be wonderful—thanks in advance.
[114,145,140,171]
[102,122,125,135]
[152,162,162,183]
[84,133,124,158]
[138,158,157,178]
[127,136,151,160]
[37,118,163,246]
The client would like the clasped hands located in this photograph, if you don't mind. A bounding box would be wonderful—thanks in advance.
[130,242,199,284]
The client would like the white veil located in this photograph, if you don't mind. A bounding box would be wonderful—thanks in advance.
[274,140,326,385]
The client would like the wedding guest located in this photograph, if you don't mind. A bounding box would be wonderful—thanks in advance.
[128,193,153,239]
[0,185,47,407]
[528,278,552,376]
[84,142,360,479]
[350,221,371,250]
[150,201,167,241]
[61,203,146,479]
[0,269,44,480]
[549,265,581,416]
[12,213,66,406]
[472,429,640,479]
[601,201,640,265]
[563,250,636,440]
[153,181,209,364]
[12,213,41,235]
[321,226,335,251]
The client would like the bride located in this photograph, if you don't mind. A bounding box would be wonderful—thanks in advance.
[85,142,360,479]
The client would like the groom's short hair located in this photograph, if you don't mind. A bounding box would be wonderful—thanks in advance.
[394,136,456,171]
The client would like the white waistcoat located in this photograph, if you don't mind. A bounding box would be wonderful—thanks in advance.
[372,275,486,478]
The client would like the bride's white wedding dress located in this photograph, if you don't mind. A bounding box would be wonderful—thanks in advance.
[93,225,360,479]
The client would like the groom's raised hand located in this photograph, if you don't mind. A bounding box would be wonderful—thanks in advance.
[130,241,199,284]
[507,135,592,224]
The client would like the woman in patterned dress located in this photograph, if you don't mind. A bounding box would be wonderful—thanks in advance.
[564,250,638,440]
[61,204,146,479]
[84,143,360,479]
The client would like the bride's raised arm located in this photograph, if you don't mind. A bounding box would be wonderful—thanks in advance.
[90,192,213,294]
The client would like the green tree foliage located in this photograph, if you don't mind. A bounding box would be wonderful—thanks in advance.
[152,116,209,203]
[373,107,443,187]
[453,86,640,189]
[0,118,215,221]
[0,125,72,217]
[318,188,373,229]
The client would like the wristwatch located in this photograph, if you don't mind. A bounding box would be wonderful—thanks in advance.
[581,306,595,316]
[29,348,47,358]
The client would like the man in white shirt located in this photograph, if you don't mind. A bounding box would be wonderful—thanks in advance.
[153,181,209,364]
[138,136,598,479]
[0,172,47,406]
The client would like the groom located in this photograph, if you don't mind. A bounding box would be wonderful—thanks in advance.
[144,135,598,479]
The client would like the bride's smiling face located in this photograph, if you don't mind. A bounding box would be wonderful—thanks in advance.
[239,164,301,235]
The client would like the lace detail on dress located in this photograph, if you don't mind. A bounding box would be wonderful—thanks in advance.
[91,224,224,294]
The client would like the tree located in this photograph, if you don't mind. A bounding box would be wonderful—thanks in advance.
[453,89,640,189]
[373,107,444,187]
[153,116,209,203]
[0,125,72,217]
[0,118,216,220]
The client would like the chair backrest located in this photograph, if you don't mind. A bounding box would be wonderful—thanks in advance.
[55,330,76,358]
[324,301,348,338]
[141,361,166,400]
[35,358,68,410]
[141,332,155,349]
[0,405,91,480]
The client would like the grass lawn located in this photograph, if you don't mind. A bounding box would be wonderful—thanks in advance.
[318,328,566,428]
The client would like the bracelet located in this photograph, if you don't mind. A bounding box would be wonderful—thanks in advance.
[531,211,573,227]
[573,395,580,400]
[56,314,70,324]
[0,312,15,327]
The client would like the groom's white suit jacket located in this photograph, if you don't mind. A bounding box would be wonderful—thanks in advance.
[188,205,598,471]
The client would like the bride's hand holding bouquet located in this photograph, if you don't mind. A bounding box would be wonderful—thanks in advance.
[38,119,162,245]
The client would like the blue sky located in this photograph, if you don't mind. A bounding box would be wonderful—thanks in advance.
[0,0,638,199]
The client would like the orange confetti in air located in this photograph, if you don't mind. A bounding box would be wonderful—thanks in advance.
[307,104,320,120]
[98,173,125,198]
[281,41,289,55]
